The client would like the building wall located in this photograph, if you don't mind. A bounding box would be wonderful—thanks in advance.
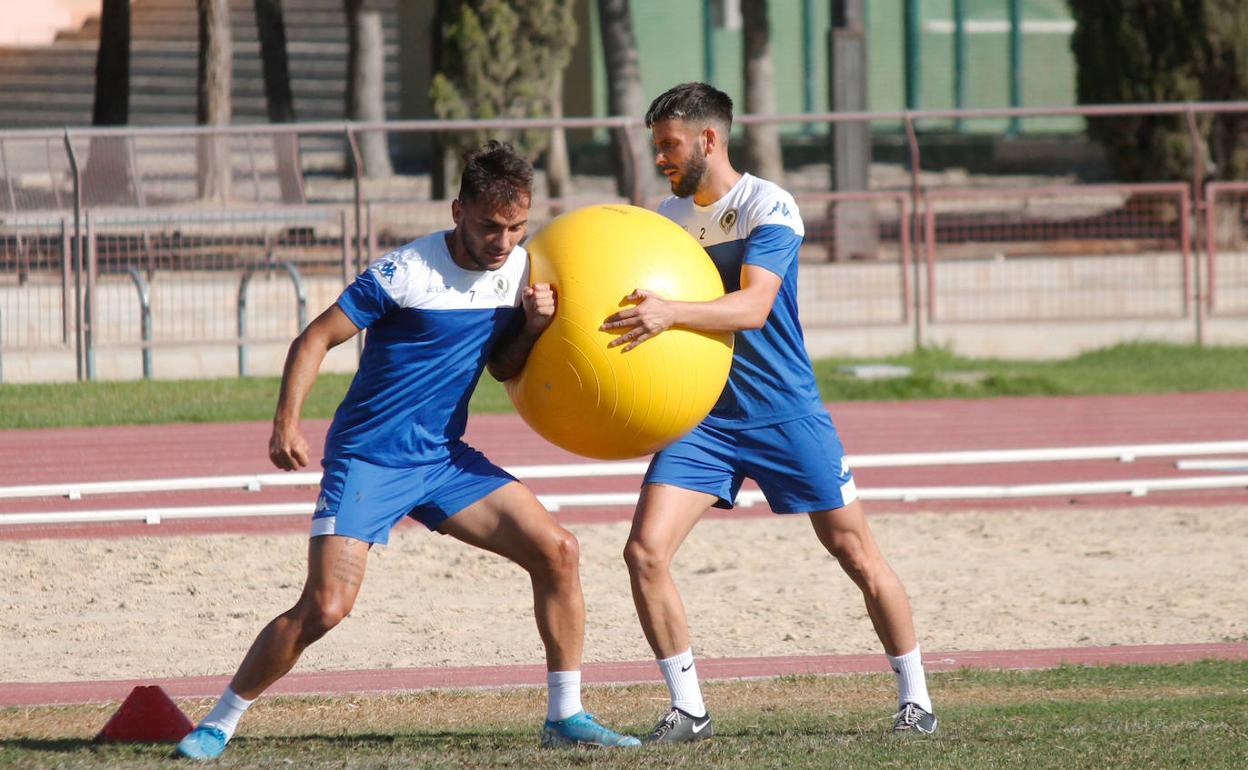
[599,0,1078,133]
[0,0,99,46]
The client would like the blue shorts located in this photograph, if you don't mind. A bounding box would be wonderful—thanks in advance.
[644,411,858,514]
[311,441,515,544]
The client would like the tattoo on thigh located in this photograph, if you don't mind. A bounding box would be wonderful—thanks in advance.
[331,549,365,588]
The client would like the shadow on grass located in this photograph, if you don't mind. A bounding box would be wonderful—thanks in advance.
[0,731,524,760]
[229,730,533,753]
[0,737,116,752]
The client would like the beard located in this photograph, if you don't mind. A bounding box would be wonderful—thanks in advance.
[464,241,491,270]
[670,148,708,198]
[456,228,501,271]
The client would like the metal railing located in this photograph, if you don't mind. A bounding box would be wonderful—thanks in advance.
[71,206,348,381]
[238,260,306,377]
[3,102,1248,382]
[1204,182,1248,319]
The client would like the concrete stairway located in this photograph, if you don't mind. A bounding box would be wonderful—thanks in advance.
[0,0,400,130]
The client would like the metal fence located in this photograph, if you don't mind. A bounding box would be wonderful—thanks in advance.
[2,103,1247,382]
[0,214,71,359]
[83,207,351,379]
[922,183,1192,323]
[1205,182,1248,319]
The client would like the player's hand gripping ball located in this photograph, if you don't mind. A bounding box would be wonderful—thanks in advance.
[505,204,733,460]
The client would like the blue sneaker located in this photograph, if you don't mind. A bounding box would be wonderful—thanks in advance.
[175,725,229,760]
[541,711,641,747]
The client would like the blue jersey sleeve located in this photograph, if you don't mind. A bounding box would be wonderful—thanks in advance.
[335,269,398,329]
[743,223,802,278]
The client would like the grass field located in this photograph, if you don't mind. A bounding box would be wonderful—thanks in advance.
[2,342,1246,430]
[4,346,1243,768]
[2,662,1245,769]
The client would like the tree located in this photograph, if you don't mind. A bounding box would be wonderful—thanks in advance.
[430,0,577,197]
[741,0,783,184]
[596,0,651,202]
[84,0,138,205]
[345,0,393,178]
[1069,1,1248,184]
[197,0,233,202]
[545,63,572,200]
[91,0,129,128]
[430,0,458,199]
[828,0,876,262]
[254,0,304,202]
[1196,2,1248,182]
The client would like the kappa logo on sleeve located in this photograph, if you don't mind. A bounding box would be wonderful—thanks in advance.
[768,201,791,218]
[377,260,398,282]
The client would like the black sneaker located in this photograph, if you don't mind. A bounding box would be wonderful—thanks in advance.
[643,706,713,743]
[891,702,938,734]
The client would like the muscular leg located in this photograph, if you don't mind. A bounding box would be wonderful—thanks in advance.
[230,534,370,698]
[623,483,717,658]
[808,500,916,656]
[438,482,639,746]
[436,481,583,671]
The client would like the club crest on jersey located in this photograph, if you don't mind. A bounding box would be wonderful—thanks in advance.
[719,208,739,233]
[492,274,510,299]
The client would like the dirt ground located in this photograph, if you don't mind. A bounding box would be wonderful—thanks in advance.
[3,504,1246,683]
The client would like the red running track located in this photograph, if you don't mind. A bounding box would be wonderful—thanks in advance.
[2,392,1246,540]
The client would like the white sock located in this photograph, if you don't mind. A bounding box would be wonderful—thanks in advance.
[887,646,932,713]
[546,670,583,722]
[198,686,255,741]
[657,649,706,717]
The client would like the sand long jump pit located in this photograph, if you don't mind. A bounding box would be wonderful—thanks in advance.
[2,505,1246,684]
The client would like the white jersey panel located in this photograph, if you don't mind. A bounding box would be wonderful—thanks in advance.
[657,174,823,429]
[657,173,804,250]
[367,232,528,311]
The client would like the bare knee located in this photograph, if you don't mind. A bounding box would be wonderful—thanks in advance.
[826,534,878,586]
[526,527,580,579]
[289,592,354,644]
[623,537,669,582]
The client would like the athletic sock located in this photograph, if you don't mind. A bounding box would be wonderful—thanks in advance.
[546,670,584,722]
[198,686,255,741]
[887,646,933,713]
[657,648,706,717]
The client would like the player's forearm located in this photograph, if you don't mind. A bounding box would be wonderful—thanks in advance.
[273,332,331,426]
[488,326,542,382]
[671,291,770,333]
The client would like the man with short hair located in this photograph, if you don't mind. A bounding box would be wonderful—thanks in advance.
[176,141,639,759]
[603,83,937,742]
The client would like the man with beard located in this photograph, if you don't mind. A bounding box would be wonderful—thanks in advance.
[602,83,937,742]
[176,141,639,759]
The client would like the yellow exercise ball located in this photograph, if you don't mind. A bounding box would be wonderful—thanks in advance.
[506,204,734,460]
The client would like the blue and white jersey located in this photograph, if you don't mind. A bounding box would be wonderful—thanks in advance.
[324,231,528,466]
[658,173,822,429]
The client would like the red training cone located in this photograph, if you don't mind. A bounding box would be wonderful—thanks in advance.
[95,685,195,743]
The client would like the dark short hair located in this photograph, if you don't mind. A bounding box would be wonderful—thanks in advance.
[458,140,533,211]
[645,82,734,130]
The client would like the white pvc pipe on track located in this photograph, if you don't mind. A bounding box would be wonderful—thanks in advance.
[3,476,1247,526]
[3,440,1247,503]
